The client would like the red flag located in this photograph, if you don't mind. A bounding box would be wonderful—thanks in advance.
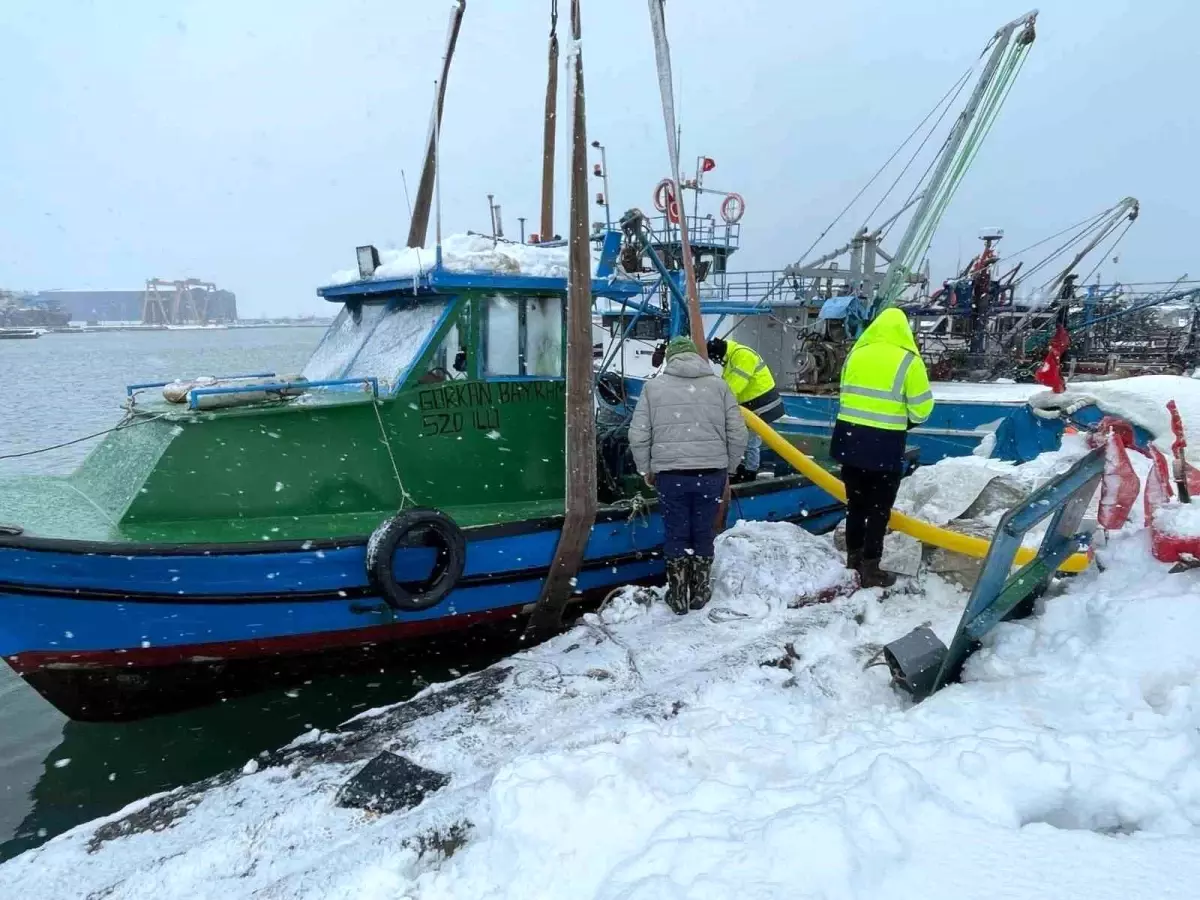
[1034,353,1064,393]
[1144,445,1174,522]
[1167,400,1188,455]
[1098,431,1139,531]
[701,157,716,173]
[1034,325,1070,393]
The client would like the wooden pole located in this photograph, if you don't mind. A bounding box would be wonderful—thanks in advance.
[539,0,559,241]
[646,0,706,358]
[526,0,596,638]
[406,1,466,249]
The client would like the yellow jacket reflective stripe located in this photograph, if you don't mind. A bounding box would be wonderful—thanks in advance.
[721,340,775,403]
[837,309,934,431]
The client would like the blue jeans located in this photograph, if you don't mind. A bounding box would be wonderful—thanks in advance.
[744,432,762,471]
[657,470,726,559]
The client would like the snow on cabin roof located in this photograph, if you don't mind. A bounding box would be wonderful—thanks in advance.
[328,234,569,286]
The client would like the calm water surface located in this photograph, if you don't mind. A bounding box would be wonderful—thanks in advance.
[0,328,510,861]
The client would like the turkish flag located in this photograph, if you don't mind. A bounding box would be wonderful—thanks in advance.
[701,157,716,173]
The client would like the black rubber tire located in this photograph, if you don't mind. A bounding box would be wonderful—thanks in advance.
[366,508,466,611]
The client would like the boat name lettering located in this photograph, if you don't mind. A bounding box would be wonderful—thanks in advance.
[421,412,464,436]
[417,383,494,411]
[495,381,565,405]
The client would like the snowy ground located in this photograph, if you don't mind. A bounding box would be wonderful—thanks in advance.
[6,377,1200,899]
[5,511,1200,898]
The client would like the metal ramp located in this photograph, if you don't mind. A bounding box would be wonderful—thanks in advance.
[884,446,1105,701]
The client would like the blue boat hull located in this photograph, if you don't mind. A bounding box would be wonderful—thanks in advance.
[616,376,1066,464]
[0,476,841,720]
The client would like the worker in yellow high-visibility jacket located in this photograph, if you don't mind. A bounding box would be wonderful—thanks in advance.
[706,337,783,481]
[830,308,934,589]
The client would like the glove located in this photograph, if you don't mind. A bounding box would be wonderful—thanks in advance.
[651,342,666,368]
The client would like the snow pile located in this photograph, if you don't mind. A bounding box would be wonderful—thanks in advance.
[329,234,569,285]
[1031,375,1200,452]
[6,514,1200,898]
[1154,501,1200,538]
[711,520,858,605]
[872,436,1100,578]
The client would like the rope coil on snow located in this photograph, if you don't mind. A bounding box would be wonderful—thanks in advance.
[1028,395,1098,420]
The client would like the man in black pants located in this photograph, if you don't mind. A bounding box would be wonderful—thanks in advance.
[830,309,934,588]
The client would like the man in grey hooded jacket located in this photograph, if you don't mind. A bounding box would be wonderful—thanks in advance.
[628,336,748,614]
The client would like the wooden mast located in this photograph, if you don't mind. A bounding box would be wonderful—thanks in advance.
[647,0,706,358]
[526,0,596,637]
[406,1,466,249]
[539,0,559,241]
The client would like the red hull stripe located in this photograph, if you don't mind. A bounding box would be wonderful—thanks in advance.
[6,605,525,673]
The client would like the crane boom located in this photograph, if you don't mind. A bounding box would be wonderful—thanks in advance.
[877,10,1038,311]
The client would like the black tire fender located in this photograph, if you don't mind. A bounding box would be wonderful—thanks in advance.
[366,508,466,611]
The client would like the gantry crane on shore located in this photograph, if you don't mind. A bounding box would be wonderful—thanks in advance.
[140,278,222,326]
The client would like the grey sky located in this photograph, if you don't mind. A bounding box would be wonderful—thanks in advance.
[2,0,1195,316]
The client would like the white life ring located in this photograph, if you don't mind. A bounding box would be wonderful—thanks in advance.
[720,192,745,224]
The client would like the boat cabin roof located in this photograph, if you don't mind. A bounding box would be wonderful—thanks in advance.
[316,267,643,302]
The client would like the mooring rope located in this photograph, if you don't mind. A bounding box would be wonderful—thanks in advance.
[0,412,168,461]
[370,398,414,509]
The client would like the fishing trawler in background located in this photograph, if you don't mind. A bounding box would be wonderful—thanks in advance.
[589,10,1198,463]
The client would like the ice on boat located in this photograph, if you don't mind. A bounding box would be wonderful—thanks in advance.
[328,233,570,285]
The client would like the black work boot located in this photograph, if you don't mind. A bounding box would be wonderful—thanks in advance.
[846,548,863,572]
[664,558,690,615]
[859,558,896,589]
[688,556,714,610]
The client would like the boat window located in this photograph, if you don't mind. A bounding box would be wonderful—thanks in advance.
[483,294,563,377]
[344,298,450,386]
[301,302,387,382]
[417,307,469,384]
[526,295,564,375]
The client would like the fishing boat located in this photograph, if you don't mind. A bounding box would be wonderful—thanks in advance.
[0,247,853,722]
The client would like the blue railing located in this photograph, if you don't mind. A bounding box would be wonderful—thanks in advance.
[126,372,277,397]
[185,377,380,410]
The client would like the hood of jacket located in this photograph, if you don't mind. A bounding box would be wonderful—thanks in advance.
[661,351,716,378]
[854,308,919,355]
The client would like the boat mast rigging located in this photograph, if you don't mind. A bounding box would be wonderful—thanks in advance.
[877,10,1038,311]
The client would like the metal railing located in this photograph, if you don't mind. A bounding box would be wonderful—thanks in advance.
[186,377,379,410]
[125,372,277,397]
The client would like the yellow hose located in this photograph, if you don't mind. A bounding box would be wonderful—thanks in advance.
[742,409,1091,574]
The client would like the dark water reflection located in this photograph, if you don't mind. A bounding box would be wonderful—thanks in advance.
[0,629,520,861]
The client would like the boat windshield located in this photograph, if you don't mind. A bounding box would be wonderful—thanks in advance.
[302,298,449,388]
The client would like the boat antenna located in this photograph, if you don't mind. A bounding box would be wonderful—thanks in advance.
[434,77,444,269]
[401,168,414,224]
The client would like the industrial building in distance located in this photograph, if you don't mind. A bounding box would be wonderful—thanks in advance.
[32,279,237,325]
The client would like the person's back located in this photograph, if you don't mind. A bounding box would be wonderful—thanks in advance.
[632,351,742,474]
[628,337,747,614]
[830,308,934,588]
[705,336,782,478]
